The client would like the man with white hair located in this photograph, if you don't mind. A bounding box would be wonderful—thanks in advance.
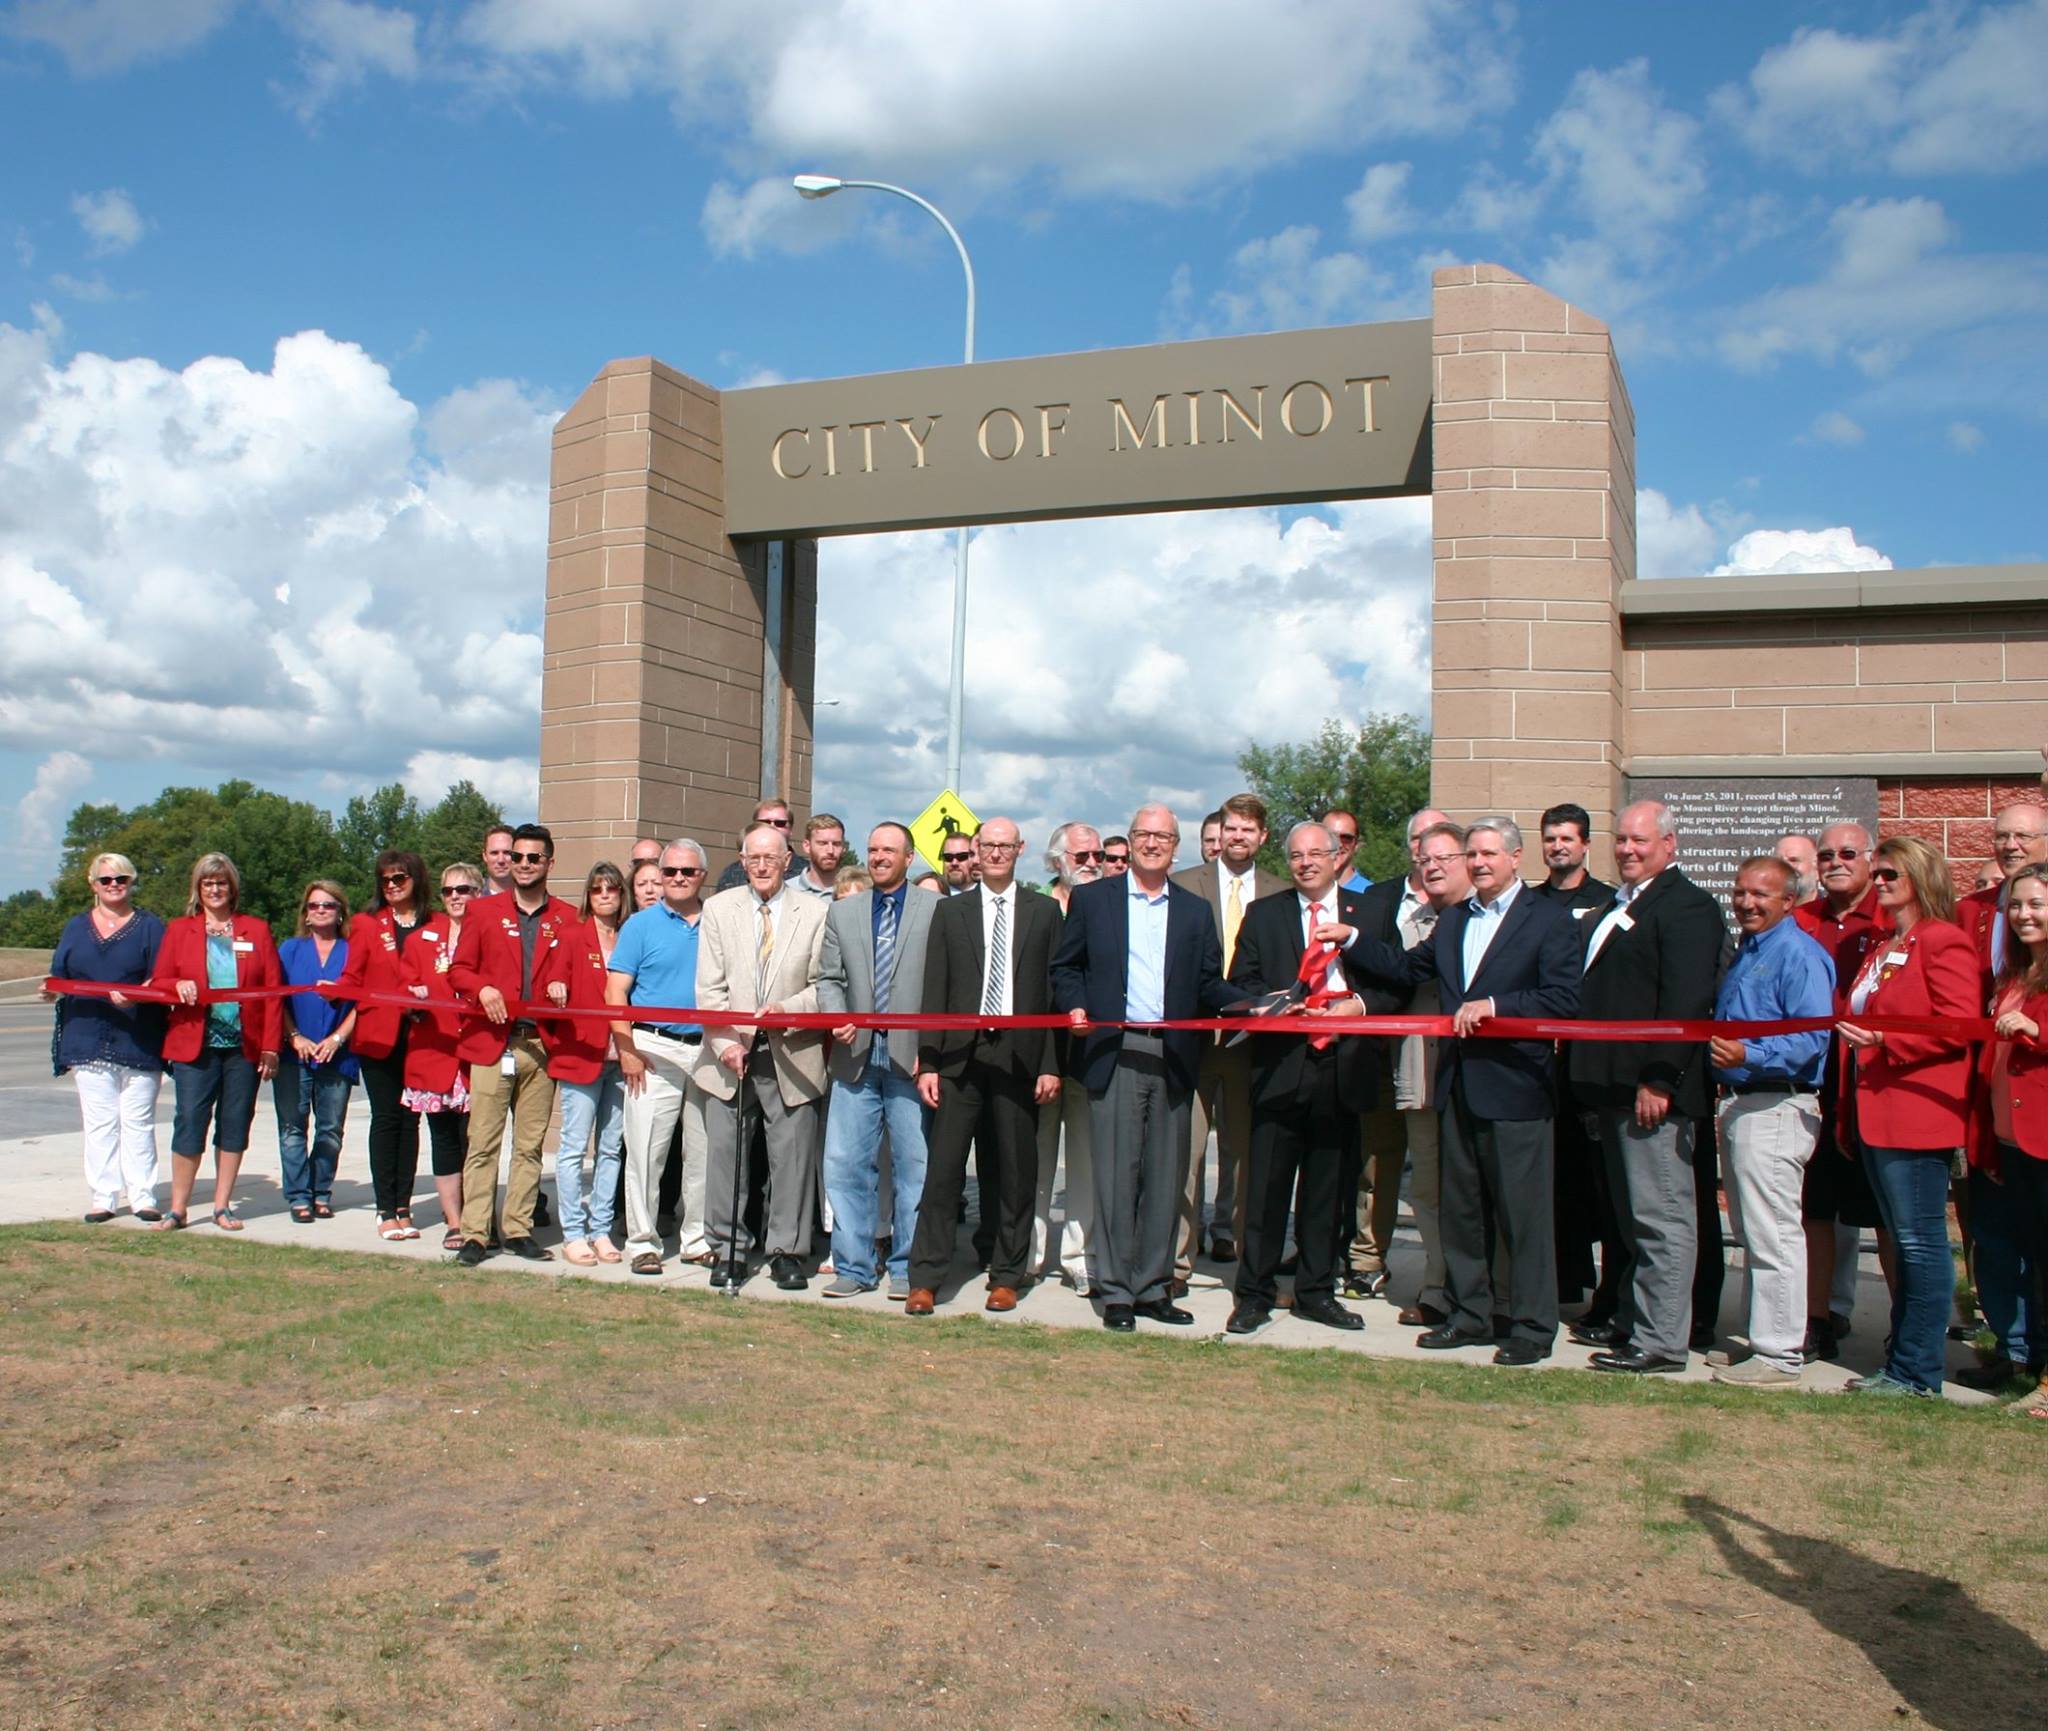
[1033,823,1104,1292]
[1568,800,1727,1375]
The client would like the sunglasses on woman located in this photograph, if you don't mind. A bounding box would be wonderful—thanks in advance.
[304,899,341,911]
[441,883,477,897]
[1869,867,1901,884]
[94,874,132,887]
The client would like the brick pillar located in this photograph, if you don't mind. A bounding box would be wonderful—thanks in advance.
[539,357,815,884]
[1429,264,1634,874]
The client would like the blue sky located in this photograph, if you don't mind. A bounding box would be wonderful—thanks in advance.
[2,0,2044,889]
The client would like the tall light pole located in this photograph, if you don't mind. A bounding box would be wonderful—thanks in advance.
[793,173,976,795]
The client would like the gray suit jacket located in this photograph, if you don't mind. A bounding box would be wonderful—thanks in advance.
[815,885,936,1083]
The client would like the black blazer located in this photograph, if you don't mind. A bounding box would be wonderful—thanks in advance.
[1347,885,1582,1120]
[1227,886,1377,1113]
[1051,875,1236,1095]
[1566,868,1725,1120]
[1351,875,1413,1016]
[918,884,1059,1080]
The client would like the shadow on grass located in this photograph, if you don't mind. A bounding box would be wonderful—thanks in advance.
[1684,1496,2048,1728]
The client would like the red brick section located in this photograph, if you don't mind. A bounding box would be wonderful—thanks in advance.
[1878,778,2047,891]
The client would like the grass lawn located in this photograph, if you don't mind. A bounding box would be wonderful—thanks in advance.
[1,1223,2043,1730]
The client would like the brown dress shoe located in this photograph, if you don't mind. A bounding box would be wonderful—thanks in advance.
[904,1288,936,1316]
[985,1285,1018,1312]
[1397,1302,1447,1328]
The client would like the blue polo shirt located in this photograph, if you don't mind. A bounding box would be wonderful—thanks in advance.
[1713,915,1835,1088]
[609,901,701,1038]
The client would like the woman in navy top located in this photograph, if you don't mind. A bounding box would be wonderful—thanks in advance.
[45,851,168,1222]
[274,879,360,1222]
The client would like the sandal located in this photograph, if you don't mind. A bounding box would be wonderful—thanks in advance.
[561,1240,598,1266]
[211,1206,244,1232]
[394,1211,421,1241]
[378,1217,408,1242]
[155,1210,187,1231]
[441,1228,464,1252]
[593,1240,623,1264]
[289,1205,316,1224]
[313,1200,334,1219]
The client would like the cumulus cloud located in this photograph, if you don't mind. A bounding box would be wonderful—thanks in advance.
[1713,527,1892,579]
[1636,488,1722,579]
[70,189,144,256]
[1345,163,1419,242]
[1716,1,2048,176]
[1534,60,1706,251]
[277,0,421,120]
[1163,224,1429,338]
[0,317,552,820]
[5,0,236,75]
[1808,410,1865,446]
[2,749,95,881]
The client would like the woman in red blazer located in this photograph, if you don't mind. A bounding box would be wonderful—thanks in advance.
[335,850,436,1235]
[148,852,281,1231]
[538,862,631,1266]
[1964,864,2048,1402]
[1834,836,1980,1396]
[394,861,483,1248]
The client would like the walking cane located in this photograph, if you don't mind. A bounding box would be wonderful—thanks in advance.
[722,1057,751,1294]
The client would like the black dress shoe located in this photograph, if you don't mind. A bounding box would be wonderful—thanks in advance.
[1590,1347,1686,1375]
[455,1240,487,1267]
[1135,1298,1194,1325]
[1208,1234,1238,1264]
[1568,1318,1623,1348]
[1294,1297,1365,1332]
[1416,1324,1491,1350]
[502,1237,552,1261]
[1801,1320,1839,1363]
[1102,1304,1136,1332]
[82,1210,117,1223]
[1225,1302,1272,1336]
[1397,1301,1446,1328]
[709,1261,734,1289]
[771,1255,807,1291]
[1494,1339,1551,1367]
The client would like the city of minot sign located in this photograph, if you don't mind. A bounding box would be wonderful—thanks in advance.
[719,318,1433,538]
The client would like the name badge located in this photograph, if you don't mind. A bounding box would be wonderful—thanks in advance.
[1572,906,1593,920]
[1614,912,1635,933]
[232,940,255,953]
[1882,948,1910,968]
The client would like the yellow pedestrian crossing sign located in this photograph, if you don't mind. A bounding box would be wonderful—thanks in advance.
[909,790,980,875]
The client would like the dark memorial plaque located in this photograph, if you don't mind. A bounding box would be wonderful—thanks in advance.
[1624,776,1880,919]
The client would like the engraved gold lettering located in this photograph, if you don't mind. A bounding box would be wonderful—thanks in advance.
[1218,387,1264,442]
[849,420,886,473]
[820,425,840,477]
[1110,395,1169,451]
[1183,390,1202,446]
[1035,402,1070,459]
[1280,380,1334,437]
[1343,375,1387,433]
[897,416,939,468]
[770,428,811,480]
[977,407,1025,461]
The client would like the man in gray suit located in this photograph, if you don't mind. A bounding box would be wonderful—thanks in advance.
[817,822,936,1301]
[1171,791,1287,1276]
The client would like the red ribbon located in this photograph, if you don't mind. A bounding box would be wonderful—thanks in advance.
[43,977,1997,1043]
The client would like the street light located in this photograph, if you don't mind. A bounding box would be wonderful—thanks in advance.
[793,172,976,797]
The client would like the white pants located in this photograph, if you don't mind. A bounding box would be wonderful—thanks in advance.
[1032,1079,1095,1287]
[620,1031,709,1261]
[1719,1091,1821,1374]
[76,1064,161,1211]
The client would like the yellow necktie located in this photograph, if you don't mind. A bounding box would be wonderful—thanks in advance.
[1224,873,1243,973]
[757,901,775,1000]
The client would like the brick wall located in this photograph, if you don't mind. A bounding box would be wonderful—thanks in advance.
[1878,776,2048,889]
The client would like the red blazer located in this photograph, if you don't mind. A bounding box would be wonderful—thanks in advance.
[1969,987,2048,1171]
[335,909,430,1058]
[1954,883,2002,997]
[150,914,283,1065]
[1838,918,1979,1151]
[535,917,621,1085]
[447,891,579,1064]
[397,913,467,1095]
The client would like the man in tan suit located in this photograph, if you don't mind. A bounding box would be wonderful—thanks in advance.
[1171,791,1287,1281]
[696,820,830,1290]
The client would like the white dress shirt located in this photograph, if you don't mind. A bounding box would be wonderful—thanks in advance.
[978,883,1016,1017]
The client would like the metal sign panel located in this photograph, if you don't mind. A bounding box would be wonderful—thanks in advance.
[720,320,1433,538]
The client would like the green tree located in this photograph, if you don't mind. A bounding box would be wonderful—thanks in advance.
[415,781,505,878]
[1237,713,1433,882]
[0,888,64,948]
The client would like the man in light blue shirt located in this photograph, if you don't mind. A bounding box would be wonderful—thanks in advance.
[1707,855,1836,1388]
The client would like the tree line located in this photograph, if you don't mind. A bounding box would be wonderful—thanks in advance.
[1238,713,1432,881]
[0,779,506,948]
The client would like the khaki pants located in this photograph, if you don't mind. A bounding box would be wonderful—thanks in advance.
[1181,1039,1252,1273]
[461,1026,555,1244]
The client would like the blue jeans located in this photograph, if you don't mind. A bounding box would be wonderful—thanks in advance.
[171,1047,260,1157]
[553,1065,625,1240]
[1971,1152,2048,1372]
[1862,1140,1957,1393]
[823,1060,930,1286]
[273,1061,353,1205]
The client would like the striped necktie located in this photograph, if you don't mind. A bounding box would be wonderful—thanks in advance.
[870,891,899,1065]
[982,893,1008,1017]
[756,899,775,1000]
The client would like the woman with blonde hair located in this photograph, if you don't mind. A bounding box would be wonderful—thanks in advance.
[148,852,282,1231]
[274,879,360,1223]
[45,851,168,1221]
[1833,834,1978,1395]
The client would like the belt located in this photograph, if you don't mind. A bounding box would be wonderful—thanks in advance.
[643,1026,701,1045]
[1720,1079,1813,1097]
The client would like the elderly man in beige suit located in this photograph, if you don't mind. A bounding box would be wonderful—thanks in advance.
[696,819,830,1291]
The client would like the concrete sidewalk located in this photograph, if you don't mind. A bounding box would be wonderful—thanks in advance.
[0,1094,1990,1400]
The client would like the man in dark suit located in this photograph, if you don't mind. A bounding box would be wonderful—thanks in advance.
[905,816,1060,1316]
[1224,822,1377,1336]
[1336,816,1581,1365]
[1567,799,1728,1375]
[1052,803,1238,1332]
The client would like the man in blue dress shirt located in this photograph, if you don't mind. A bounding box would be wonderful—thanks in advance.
[1708,855,1837,1389]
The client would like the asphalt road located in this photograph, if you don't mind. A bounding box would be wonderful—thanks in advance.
[0,999,173,1140]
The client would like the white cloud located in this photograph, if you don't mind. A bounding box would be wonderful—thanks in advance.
[1809,410,1865,447]
[405,749,539,813]
[1345,162,1418,242]
[5,0,236,75]
[49,272,123,303]
[1948,420,1985,454]
[1163,224,1430,338]
[1713,527,1892,579]
[1716,1,2048,175]
[1534,60,1706,252]
[0,318,551,809]
[1718,196,2048,372]
[70,189,144,255]
[277,0,421,120]
[1636,489,1722,579]
[3,749,94,882]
